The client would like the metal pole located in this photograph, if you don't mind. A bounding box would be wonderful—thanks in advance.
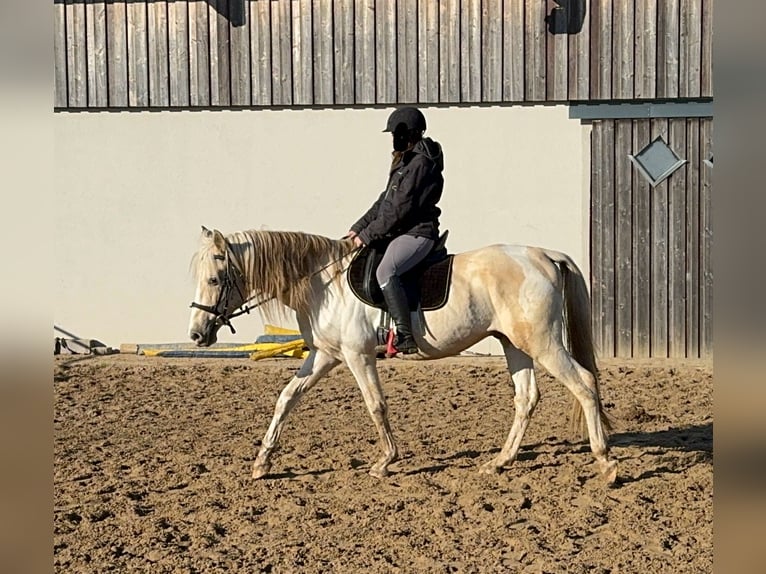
[53,325,82,339]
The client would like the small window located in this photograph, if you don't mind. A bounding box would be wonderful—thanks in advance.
[629,136,687,187]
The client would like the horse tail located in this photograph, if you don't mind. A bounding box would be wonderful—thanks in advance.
[543,250,612,439]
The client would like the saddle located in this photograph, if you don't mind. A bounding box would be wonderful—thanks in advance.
[347,232,454,311]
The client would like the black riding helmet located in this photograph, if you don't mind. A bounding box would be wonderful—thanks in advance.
[383,106,427,134]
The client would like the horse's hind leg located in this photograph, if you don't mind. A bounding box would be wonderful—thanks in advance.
[343,351,398,478]
[479,341,539,475]
[536,347,617,484]
[252,350,340,479]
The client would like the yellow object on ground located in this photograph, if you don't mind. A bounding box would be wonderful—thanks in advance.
[142,341,307,358]
[264,324,301,336]
[138,326,306,359]
[250,340,307,361]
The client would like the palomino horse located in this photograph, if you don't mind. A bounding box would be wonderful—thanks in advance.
[188,227,617,483]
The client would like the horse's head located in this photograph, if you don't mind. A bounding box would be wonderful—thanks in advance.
[188,226,248,346]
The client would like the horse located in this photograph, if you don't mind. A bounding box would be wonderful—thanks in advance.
[188,226,617,484]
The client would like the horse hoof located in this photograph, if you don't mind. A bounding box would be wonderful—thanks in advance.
[478,462,501,475]
[601,460,618,485]
[369,466,390,479]
[251,462,271,479]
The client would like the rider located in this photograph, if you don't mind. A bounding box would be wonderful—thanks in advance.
[345,107,445,354]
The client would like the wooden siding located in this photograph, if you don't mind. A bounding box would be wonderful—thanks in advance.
[591,118,713,358]
[54,0,714,109]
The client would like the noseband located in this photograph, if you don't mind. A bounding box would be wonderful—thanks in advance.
[189,241,257,335]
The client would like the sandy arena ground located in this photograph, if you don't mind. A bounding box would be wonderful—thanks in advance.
[54,354,712,573]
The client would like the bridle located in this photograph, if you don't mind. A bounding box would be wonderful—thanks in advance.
[190,237,358,335]
[189,240,265,335]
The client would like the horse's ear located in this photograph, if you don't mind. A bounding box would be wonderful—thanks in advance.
[212,229,226,253]
[201,226,213,238]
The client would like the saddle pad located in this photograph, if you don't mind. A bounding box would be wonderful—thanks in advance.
[347,247,454,312]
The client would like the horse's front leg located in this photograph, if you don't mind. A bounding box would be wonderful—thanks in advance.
[344,351,398,478]
[252,349,340,479]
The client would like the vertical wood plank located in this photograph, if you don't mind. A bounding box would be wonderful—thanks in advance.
[699,118,713,356]
[189,1,200,105]
[292,0,313,105]
[635,0,657,99]
[589,0,611,100]
[355,0,376,104]
[397,0,418,103]
[612,0,634,100]
[615,119,633,356]
[590,122,604,354]
[66,0,88,107]
[148,1,169,107]
[700,0,713,97]
[189,1,211,107]
[568,0,590,100]
[679,0,702,98]
[251,0,272,106]
[439,0,460,102]
[107,1,128,106]
[168,0,190,106]
[86,1,108,107]
[314,0,334,105]
[503,0,524,101]
[210,0,231,107]
[591,121,617,356]
[127,2,149,107]
[668,118,687,357]
[209,0,221,105]
[650,119,670,357]
[482,0,502,102]
[460,0,481,102]
[601,119,616,357]
[657,0,679,98]
[335,0,356,104]
[271,0,293,105]
[417,0,439,103]
[632,119,652,357]
[547,0,568,101]
[524,0,546,101]
[376,0,397,103]
[685,119,701,357]
[230,0,252,106]
[54,2,68,108]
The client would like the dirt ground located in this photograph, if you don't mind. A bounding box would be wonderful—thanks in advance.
[54,353,712,573]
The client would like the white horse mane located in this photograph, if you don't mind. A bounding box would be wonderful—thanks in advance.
[193,229,355,319]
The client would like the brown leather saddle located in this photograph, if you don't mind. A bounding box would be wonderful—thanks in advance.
[347,232,454,311]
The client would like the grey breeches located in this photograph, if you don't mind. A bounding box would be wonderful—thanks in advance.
[376,234,435,287]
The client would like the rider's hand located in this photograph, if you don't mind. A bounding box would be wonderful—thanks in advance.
[342,231,358,240]
[353,235,364,248]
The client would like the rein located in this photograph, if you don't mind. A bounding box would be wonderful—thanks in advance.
[190,238,358,334]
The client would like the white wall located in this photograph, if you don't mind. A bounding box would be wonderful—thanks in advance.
[54,105,590,354]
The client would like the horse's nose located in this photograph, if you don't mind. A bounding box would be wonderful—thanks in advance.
[190,331,203,344]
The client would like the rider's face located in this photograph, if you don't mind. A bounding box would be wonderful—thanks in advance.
[392,126,410,152]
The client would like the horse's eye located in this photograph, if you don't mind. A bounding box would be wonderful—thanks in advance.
[208,277,219,286]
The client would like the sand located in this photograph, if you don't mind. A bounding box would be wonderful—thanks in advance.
[54,354,712,573]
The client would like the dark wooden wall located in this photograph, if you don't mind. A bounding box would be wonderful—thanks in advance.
[590,117,713,358]
[53,0,714,109]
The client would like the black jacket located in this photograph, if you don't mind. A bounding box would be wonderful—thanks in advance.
[352,138,444,245]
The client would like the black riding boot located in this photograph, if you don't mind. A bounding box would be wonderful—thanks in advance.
[381,276,419,354]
